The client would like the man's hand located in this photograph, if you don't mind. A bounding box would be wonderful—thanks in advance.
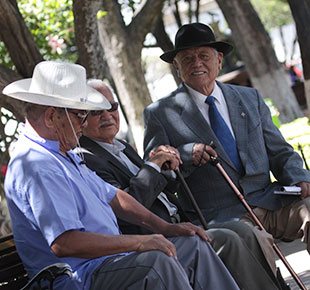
[192,143,217,166]
[296,181,310,199]
[149,145,182,171]
[161,222,211,243]
[136,234,177,257]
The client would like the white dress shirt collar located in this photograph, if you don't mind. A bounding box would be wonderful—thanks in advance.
[185,82,235,137]
[185,82,224,105]
[94,138,126,156]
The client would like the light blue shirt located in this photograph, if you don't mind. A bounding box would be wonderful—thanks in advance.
[4,124,129,290]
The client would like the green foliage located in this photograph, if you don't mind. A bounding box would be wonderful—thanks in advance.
[0,0,76,69]
[251,0,293,31]
[265,98,280,128]
[280,117,310,170]
[0,42,14,68]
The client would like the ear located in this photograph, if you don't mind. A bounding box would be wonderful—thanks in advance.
[217,52,224,71]
[44,107,58,128]
[172,60,180,77]
[172,59,179,71]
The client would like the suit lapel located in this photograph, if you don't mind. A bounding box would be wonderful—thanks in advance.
[218,82,249,168]
[120,140,144,168]
[80,136,134,178]
[176,85,216,144]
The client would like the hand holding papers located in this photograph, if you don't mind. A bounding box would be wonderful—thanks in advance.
[274,186,302,195]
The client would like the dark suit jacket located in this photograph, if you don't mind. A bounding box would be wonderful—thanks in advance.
[143,82,310,224]
[79,135,188,234]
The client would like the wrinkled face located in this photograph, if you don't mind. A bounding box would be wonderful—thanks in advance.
[83,86,119,144]
[53,108,89,153]
[173,46,223,95]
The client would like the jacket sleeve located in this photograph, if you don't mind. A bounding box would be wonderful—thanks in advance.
[143,104,197,177]
[83,152,169,209]
[256,90,310,184]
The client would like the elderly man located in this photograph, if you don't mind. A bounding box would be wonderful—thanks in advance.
[79,79,284,290]
[3,61,239,290]
[143,21,310,285]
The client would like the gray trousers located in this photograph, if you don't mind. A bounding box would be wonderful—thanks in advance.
[90,235,239,290]
[207,221,281,290]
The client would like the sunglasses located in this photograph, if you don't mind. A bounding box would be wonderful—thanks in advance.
[67,109,89,124]
[90,102,119,116]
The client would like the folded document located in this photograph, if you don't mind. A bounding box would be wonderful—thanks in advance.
[274,186,301,195]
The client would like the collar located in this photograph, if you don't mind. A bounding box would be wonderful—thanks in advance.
[93,138,126,156]
[19,123,81,164]
[185,82,224,105]
[19,123,60,154]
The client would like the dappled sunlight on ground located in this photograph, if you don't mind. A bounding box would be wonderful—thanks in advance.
[276,240,310,289]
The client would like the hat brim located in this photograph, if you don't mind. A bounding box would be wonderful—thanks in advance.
[2,78,111,111]
[160,41,233,63]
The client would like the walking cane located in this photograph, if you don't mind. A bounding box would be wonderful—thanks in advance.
[209,155,307,290]
[175,168,209,230]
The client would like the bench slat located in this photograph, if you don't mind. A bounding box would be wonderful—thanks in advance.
[0,234,28,289]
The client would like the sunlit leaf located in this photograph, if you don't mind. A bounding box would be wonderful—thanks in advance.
[97,10,108,19]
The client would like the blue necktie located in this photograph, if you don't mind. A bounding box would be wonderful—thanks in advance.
[206,95,243,173]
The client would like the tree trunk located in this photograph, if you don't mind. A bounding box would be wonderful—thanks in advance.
[73,0,135,146]
[173,0,182,27]
[0,1,42,194]
[0,0,43,121]
[287,0,310,117]
[97,0,165,154]
[0,0,43,77]
[279,26,287,63]
[152,14,181,85]
[73,0,107,79]
[216,0,303,123]
[0,65,24,122]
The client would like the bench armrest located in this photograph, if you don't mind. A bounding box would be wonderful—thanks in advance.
[20,263,72,290]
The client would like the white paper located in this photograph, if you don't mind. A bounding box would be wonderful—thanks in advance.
[274,186,301,195]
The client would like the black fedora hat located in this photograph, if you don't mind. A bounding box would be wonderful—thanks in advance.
[160,23,233,63]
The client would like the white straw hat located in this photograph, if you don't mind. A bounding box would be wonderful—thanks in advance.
[2,61,111,111]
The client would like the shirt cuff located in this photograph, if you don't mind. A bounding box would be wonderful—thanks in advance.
[145,161,177,179]
[145,161,161,172]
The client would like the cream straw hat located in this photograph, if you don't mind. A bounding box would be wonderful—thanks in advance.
[2,61,111,111]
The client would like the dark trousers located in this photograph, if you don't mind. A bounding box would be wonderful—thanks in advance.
[207,221,281,290]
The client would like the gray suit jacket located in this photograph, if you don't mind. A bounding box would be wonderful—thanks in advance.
[143,82,310,224]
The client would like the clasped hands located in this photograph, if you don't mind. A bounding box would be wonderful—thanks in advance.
[149,145,182,171]
[149,143,216,170]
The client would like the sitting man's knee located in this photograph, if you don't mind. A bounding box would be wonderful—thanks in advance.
[136,250,179,269]
[208,228,242,253]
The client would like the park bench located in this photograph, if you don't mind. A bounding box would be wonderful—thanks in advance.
[0,234,72,290]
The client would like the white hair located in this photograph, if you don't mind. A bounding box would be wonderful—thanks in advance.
[87,79,112,92]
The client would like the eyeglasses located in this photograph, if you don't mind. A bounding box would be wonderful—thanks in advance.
[90,102,119,116]
[67,109,89,124]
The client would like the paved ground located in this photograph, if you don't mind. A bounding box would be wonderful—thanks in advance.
[276,240,310,289]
